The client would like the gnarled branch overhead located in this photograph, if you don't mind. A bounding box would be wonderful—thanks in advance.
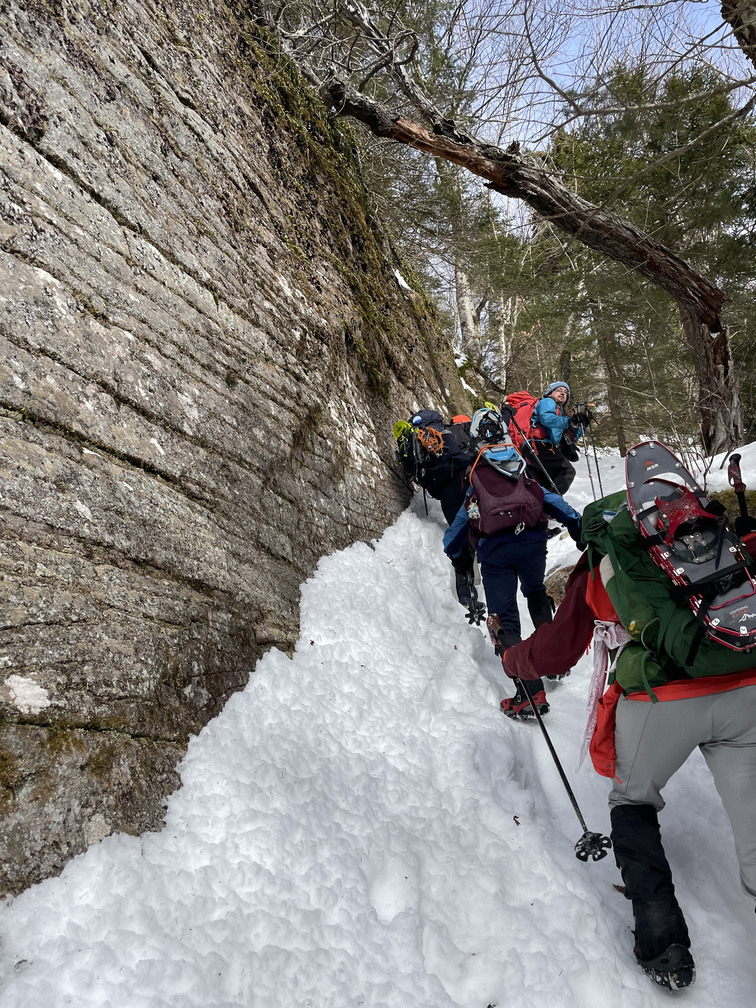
[263,0,754,452]
[323,76,726,330]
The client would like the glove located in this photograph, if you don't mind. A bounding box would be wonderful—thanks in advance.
[567,522,588,550]
[572,411,590,426]
[499,402,515,423]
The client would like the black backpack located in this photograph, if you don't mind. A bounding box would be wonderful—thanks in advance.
[394,410,471,496]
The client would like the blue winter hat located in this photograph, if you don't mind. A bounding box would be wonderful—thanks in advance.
[544,381,570,399]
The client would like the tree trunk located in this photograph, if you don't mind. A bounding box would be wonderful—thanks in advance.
[495,295,516,387]
[455,265,479,362]
[320,77,743,450]
[722,2,756,66]
[680,307,743,454]
[559,346,572,388]
[597,332,629,457]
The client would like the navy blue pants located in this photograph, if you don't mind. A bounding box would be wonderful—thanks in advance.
[437,478,468,525]
[479,536,547,636]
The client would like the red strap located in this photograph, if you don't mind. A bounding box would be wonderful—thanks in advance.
[627,669,756,701]
[585,569,619,622]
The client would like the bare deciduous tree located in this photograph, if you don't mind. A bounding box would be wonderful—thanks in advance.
[259,0,756,452]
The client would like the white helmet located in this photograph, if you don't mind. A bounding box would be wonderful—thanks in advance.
[469,407,505,446]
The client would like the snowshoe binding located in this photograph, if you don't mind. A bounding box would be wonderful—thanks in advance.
[625,440,756,651]
[500,688,549,719]
[636,943,696,991]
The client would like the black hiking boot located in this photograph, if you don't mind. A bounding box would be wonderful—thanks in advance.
[636,943,695,990]
[611,805,693,989]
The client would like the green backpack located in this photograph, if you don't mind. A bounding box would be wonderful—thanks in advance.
[581,492,756,697]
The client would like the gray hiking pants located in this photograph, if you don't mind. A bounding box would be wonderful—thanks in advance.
[609,685,756,900]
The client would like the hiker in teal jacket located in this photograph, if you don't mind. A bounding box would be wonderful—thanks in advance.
[528,381,586,494]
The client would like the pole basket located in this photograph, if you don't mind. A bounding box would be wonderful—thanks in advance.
[575,830,612,862]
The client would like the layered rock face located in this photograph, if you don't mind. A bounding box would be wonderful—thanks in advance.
[0,0,463,894]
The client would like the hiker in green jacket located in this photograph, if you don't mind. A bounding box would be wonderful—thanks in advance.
[501,456,756,992]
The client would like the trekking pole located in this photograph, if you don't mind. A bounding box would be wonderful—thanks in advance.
[583,446,597,501]
[583,404,604,496]
[516,678,612,862]
[576,403,603,499]
[499,405,561,495]
[462,569,486,625]
[728,454,756,535]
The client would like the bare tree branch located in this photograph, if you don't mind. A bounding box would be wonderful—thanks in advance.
[322,75,724,327]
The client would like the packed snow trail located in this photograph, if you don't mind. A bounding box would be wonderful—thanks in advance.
[0,449,755,1007]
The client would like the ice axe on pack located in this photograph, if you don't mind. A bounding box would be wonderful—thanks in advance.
[516,678,612,862]
[727,454,756,536]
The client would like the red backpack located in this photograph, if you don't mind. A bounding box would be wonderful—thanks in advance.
[503,391,547,448]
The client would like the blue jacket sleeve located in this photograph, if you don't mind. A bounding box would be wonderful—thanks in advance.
[542,488,582,539]
[535,398,572,445]
[443,500,471,557]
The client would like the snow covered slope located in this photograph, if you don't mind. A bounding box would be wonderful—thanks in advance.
[0,445,755,1007]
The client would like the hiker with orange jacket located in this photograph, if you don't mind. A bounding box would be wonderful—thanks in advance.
[501,486,756,992]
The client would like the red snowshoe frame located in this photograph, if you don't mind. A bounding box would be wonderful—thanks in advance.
[626,441,756,652]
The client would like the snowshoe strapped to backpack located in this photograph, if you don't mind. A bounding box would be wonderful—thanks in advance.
[579,491,756,696]
[625,440,756,652]
[468,407,506,448]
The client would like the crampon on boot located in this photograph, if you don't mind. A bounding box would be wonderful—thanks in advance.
[636,944,695,991]
[500,688,549,719]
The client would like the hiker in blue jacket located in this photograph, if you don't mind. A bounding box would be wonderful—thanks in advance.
[528,381,587,494]
[443,412,582,718]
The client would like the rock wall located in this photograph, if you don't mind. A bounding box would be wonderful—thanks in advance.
[0,0,465,895]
